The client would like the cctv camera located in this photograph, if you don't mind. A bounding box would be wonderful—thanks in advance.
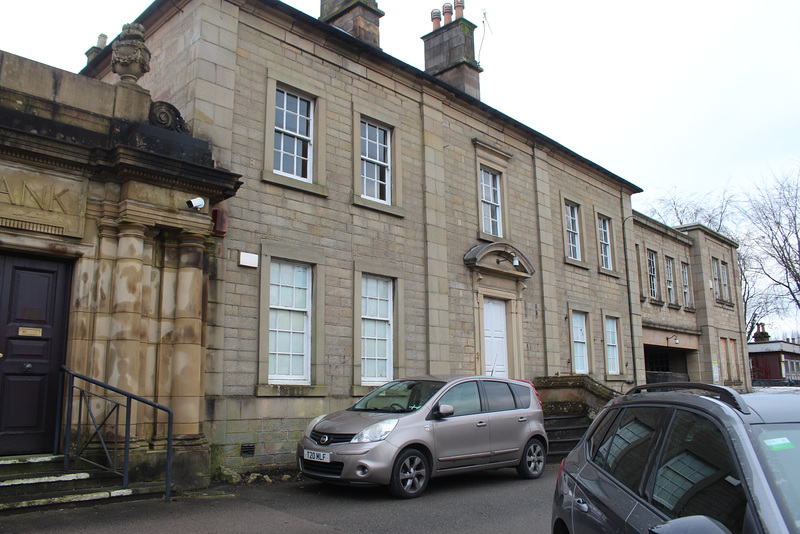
[186,197,205,210]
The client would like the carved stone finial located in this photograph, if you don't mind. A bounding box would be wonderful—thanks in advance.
[111,23,150,84]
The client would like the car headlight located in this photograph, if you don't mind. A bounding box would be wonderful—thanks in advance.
[305,414,326,437]
[351,419,398,443]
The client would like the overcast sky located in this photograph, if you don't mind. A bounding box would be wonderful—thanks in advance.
[2,1,799,331]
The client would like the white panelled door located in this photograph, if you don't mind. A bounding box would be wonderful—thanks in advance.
[483,298,508,377]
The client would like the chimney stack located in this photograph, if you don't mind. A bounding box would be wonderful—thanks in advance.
[421,1,483,99]
[85,33,108,65]
[320,0,384,48]
[753,323,771,342]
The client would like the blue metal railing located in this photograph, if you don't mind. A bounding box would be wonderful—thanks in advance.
[60,366,173,502]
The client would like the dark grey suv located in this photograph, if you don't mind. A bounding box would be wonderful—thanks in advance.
[552,383,800,534]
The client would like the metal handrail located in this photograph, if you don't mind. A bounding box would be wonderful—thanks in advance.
[60,366,174,502]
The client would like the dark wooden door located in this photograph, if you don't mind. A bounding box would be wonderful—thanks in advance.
[0,254,71,455]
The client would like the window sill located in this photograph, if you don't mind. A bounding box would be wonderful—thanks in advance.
[261,170,329,198]
[477,230,503,242]
[605,374,630,383]
[667,303,681,310]
[351,385,378,397]
[649,298,665,307]
[715,299,736,309]
[684,306,696,314]
[564,256,590,271]
[257,384,329,397]
[598,267,620,279]
[352,195,405,218]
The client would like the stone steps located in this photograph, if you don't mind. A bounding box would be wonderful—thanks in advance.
[0,454,169,511]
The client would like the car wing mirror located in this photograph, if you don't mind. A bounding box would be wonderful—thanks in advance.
[435,404,454,418]
[649,516,731,534]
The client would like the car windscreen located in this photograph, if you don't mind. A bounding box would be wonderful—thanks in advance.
[749,423,800,533]
[352,380,445,413]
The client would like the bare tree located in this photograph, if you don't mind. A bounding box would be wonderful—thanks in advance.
[641,185,738,235]
[737,239,784,340]
[741,171,800,311]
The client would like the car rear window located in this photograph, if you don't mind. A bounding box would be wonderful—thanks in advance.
[509,382,532,409]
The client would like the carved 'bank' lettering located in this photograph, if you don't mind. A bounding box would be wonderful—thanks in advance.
[0,177,72,214]
[0,178,17,205]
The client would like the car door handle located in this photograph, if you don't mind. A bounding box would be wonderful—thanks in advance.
[575,498,589,514]
[476,421,487,427]
[518,417,528,422]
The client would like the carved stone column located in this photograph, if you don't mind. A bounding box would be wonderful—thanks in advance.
[171,233,205,436]
[108,222,146,431]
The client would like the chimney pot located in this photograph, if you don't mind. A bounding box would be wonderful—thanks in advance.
[454,0,464,19]
[443,3,453,24]
[431,9,442,29]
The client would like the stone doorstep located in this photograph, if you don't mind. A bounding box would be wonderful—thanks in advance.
[0,483,169,511]
[0,488,135,511]
[0,454,61,466]
[0,472,91,487]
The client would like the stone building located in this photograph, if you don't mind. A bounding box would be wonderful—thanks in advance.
[0,31,240,488]
[631,215,748,387]
[0,0,750,488]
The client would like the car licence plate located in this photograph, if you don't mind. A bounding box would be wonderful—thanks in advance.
[304,449,330,463]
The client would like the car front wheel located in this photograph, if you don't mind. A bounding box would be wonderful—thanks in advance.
[388,448,430,498]
[516,437,545,479]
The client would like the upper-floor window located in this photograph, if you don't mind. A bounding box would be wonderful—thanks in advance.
[712,258,721,300]
[565,203,582,261]
[665,257,676,304]
[647,250,659,299]
[361,120,391,204]
[681,262,692,308]
[274,88,313,181]
[361,275,394,385]
[598,216,612,270]
[572,311,589,374]
[480,168,503,237]
[605,317,620,375]
[269,260,312,384]
[721,262,731,301]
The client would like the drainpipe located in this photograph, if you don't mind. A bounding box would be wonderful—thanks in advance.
[622,211,638,387]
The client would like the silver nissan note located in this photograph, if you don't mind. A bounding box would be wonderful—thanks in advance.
[297,375,548,498]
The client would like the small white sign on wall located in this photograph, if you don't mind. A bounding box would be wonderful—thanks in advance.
[239,251,259,268]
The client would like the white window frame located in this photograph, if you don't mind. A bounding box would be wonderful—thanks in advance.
[360,119,391,204]
[712,258,721,300]
[681,262,692,308]
[605,316,620,375]
[647,250,659,299]
[665,257,676,304]
[721,262,731,301]
[361,275,394,385]
[565,202,582,261]
[273,87,313,182]
[572,311,589,374]
[598,215,612,270]
[268,260,312,384]
[480,168,503,237]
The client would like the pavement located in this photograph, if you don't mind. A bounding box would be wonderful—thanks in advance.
[0,481,325,534]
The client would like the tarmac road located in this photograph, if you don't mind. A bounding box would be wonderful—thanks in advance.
[0,465,558,534]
